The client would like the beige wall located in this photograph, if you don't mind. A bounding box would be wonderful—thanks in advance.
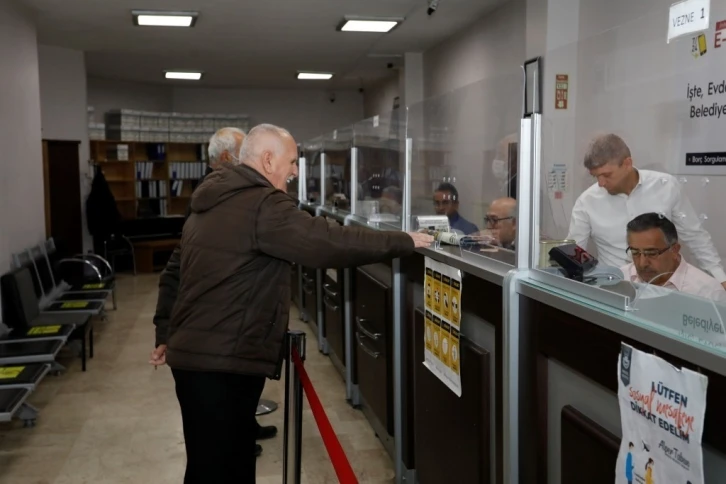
[38,45,92,251]
[363,74,401,119]
[0,2,45,280]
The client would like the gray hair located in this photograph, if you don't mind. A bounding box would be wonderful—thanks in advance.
[208,127,245,164]
[583,133,631,170]
[238,123,293,163]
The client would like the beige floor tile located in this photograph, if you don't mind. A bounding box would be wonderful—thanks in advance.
[0,273,393,483]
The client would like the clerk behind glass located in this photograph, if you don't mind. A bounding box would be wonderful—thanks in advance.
[485,197,517,250]
[621,213,726,302]
[567,133,726,288]
[433,182,478,235]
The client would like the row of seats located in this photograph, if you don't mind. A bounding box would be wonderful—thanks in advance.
[0,238,117,427]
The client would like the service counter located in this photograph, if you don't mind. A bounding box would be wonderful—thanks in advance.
[291,206,726,484]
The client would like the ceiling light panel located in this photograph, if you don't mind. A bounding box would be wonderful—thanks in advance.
[297,72,334,80]
[133,10,198,27]
[339,17,402,33]
[165,71,203,80]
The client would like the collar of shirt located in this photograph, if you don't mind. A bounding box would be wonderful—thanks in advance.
[624,255,686,290]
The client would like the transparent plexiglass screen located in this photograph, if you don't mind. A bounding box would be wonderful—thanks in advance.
[302,137,323,204]
[407,72,521,266]
[533,3,726,356]
[322,127,353,211]
[353,110,405,227]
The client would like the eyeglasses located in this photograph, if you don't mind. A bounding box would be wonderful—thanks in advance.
[626,246,672,259]
[484,215,513,228]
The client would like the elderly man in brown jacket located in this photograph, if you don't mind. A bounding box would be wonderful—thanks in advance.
[166,123,432,484]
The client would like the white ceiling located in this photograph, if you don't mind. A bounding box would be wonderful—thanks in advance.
[20,0,507,89]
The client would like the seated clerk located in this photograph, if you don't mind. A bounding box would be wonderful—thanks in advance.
[485,197,517,250]
[620,212,726,302]
[433,182,479,235]
[567,133,726,289]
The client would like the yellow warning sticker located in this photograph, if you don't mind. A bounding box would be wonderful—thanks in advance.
[61,301,89,309]
[0,367,24,379]
[28,325,62,335]
[82,283,104,289]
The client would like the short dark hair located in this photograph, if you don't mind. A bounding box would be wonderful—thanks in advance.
[626,212,678,246]
[584,133,631,170]
[435,182,459,202]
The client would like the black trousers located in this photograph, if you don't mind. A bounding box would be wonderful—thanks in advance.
[172,368,266,484]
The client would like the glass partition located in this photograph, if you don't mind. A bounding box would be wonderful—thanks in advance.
[530,3,726,356]
[302,136,324,204]
[407,72,522,265]
[352,110,405,226]
[321,126,353,212]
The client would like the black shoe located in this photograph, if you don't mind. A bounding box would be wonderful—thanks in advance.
[255,444,262,457]
[257,425,278,440]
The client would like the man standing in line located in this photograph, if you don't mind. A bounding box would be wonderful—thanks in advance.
[149,127,277,457]
[165,124,433,483]
[567,133,726,287]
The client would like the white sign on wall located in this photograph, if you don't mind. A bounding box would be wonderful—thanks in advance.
[668,0,710,42]
[616,343,708,484]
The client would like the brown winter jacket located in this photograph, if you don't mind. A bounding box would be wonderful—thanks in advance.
[165,163,414,378]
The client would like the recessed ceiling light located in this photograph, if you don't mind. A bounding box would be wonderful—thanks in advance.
[165,71,203,80]
[133,10,198,27]
[297,72,334,80]
[338,17,403,33]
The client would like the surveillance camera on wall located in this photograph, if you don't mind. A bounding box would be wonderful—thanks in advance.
[329,92,336,103]
[427,0,440,15]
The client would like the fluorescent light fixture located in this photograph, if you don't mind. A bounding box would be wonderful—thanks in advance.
[297,72,334,80]
[133,10,198,27]
[338,17,403,33]
[164,71,203,80]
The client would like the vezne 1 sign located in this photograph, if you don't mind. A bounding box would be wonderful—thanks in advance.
[668,0,710,42]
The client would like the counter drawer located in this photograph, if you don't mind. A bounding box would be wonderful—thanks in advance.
[323,271,345,363]
[356,330,392,435]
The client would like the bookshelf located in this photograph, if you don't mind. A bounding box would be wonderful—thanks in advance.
[90,140,209,220]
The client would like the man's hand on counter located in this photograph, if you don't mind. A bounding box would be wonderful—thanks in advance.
[408,232,435,248]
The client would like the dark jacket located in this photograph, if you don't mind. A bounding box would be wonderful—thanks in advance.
[152,166,213,346]
[165,164,414,378]
[86,167,122,238]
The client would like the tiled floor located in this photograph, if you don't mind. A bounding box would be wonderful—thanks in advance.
[0,274,394,484]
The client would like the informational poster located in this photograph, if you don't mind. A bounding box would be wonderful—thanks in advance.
[423,257,462,397]
[616,343,708,484]
[555,74,569,109]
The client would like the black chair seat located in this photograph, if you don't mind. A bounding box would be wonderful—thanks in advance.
[54,291,109,301]
[0,364,47,386]
[0,388,28,414]
[0,340,63,358]
[5,325,74,341]
[32,313,89,326]
[44,300,104,312]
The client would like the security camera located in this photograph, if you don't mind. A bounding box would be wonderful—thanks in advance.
[387,62,394,69]
[329,92,336,103]
[427,0,440,15]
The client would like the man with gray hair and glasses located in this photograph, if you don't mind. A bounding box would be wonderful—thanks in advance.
[567,133,726,289]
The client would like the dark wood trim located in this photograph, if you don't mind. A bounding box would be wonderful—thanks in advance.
[42,140,51,238]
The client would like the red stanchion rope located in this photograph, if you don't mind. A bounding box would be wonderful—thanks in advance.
[291,347,359,484]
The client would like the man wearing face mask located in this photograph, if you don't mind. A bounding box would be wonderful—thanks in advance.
[433,182,478,235]
[567,133,726,288]
[492,134,518,199]
[620,213,726,301]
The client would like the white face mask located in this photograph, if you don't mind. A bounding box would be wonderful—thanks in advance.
[492,159,509,180]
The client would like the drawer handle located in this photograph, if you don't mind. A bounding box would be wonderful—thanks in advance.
[323,296,339,312]
[355,317,381,340]
[323,283,338,298]
[356,332,380,359]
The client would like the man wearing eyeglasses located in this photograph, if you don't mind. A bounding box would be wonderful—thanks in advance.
[567,133,726,289]
[433,182,478,235]
[484,197,517,250]
[620,213,726,301]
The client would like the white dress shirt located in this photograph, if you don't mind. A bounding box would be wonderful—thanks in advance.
[621,256,726,302]
[567,169,726,282]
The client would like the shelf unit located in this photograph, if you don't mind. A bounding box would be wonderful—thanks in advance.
[90,140,208,220]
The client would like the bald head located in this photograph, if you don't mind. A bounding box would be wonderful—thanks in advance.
[487,197,517,248]
[239,123,299,192]
[208,127,245,168]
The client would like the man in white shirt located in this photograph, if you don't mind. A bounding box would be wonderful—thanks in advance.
[567,133,726,288]
[620,212,726,302]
